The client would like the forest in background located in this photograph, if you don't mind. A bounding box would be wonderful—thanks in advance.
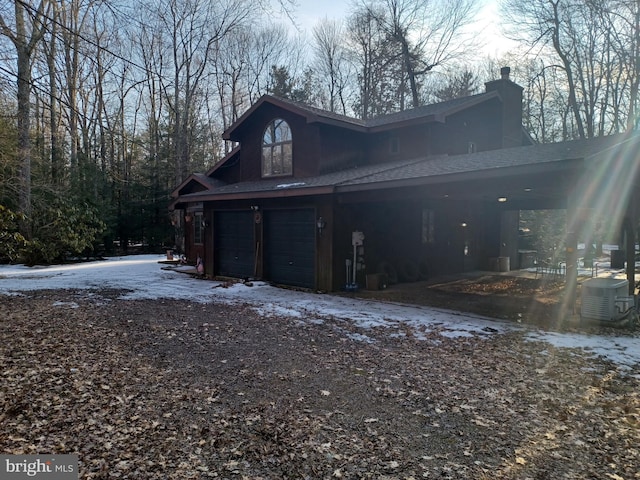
[0,0,638,264]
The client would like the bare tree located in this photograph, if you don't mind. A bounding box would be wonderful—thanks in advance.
[244,25,292,103]
[39,3,63,184]
[433,68,479,101]
[0,0,50,226]
[312,18,352,114]
[594,0,640,131]
[205,22,300,152]
[347,6,400,118]
[502,0,639,138]
[359,0,478,108]
[150,0,250,185]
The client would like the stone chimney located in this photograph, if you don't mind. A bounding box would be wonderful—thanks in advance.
[484,67,524,148]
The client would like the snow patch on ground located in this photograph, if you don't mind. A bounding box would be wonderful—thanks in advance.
[0,254,638,371]
[52,301,80,309]
[526,330,640,371]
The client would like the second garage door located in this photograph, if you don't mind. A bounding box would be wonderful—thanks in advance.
[264,209,315,289]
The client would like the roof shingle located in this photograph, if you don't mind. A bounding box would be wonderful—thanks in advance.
[176,133,639,203]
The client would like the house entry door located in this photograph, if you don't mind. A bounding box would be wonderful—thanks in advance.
[264,209,316,289]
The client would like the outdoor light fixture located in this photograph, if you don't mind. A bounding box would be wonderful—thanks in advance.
[498,196,508,203]
[317,216,326,236]
[524,188,532,192]
[461,222,468,227]
[250,205,259,211]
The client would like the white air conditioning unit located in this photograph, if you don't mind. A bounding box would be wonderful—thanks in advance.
[581,278,629,322]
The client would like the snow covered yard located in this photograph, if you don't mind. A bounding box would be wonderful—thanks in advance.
[1,254,638,370]
[0,255,639,478]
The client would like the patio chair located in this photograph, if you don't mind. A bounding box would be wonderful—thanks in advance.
[535,257,564,279]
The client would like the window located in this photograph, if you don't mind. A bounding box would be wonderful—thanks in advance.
[194,212,204,245]
[262,118,292,177]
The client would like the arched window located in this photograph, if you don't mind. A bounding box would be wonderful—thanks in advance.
[262,118,292,177]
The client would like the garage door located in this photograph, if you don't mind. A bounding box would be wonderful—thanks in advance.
[264,209,315,289]
[214,211,255,278]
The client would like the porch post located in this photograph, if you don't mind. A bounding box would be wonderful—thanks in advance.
[564,191,580,315]
[625,190,638,295]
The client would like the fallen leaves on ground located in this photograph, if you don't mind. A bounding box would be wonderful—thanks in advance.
[1,290,639,479]
[349,275,582,328]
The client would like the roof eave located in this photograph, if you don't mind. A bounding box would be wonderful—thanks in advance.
[440,90,500,119]
[175,185,336,204]
[336,158,585,194]
[310,116,368,132]
[367,114,440,133]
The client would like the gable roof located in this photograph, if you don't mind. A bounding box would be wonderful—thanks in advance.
[170,173,226,199]
[364,91,499,130]
[222,96,366,141]
[173,133,639,206]
[223,91,502,141]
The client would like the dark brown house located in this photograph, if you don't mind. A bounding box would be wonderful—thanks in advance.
[170,68,640,295]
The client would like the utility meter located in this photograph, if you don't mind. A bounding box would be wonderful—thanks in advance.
[352,231,364,246]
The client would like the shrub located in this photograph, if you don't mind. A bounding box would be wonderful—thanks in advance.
[21,196,106,265]
[0,205,27,263]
